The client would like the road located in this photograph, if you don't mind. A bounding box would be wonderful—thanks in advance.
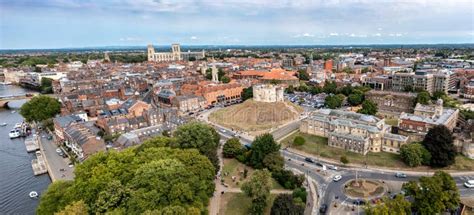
[38,132,74,181]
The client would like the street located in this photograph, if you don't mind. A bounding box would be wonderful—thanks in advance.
[38,133,74,181]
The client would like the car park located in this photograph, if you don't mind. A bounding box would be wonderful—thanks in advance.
[333,175,342,182]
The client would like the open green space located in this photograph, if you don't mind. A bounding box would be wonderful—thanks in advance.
[222,158,284,189]
[219,193,277,215]
[281,131,474,171]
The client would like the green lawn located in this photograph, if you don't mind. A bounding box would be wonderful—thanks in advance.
[281,132,407,168]
[219,193,277,215]
[222,158,285,189]
[384,118,399,126]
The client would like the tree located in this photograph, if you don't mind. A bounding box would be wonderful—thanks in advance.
[399,143,431,167]
[40,77,53,94]
[38,145,216,214]
[241,87,253,101]
[20,95,61,122]
[339,85,354,96]
[34,66,42,73]
[323,81,337,94]
[365,195,411,215]
[223,138,242,158]
[403,171,460,214]
[292,187,307,203]
[270,194,304,215]
[285,85,295,94]
[173,122,220,171]
[416,91,431,105]
[309,86,322,95]
[221,76,231,83]
[340,156,349,165]
[293,136,305,146]
[56,201,89,215]
[347,91,364,106]
[358,100,377,115]
[242,169,272,215]
[248,133,280,169]
[297,69,310,81]
[422,125,456,167]
[325,94,344,109]
[262,152,284,172]
[272,169,304,189]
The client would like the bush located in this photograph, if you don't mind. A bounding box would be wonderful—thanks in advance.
[292,187,307,203]
[340,156,349,165]
[272,169,304,190]
[293,136,306,146]
[223,138,243,158]
[400,143,431,167]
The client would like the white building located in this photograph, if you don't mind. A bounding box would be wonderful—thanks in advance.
[253,84,284,103]
[147,43,205,62]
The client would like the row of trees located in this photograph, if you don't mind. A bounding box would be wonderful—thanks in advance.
[366,171,460,215]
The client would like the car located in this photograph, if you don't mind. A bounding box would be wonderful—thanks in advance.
[328,165,338,170]
[220,129,226,133]
[316,162,324,167]
[395,172,407,178]
[304,157,314,163]
[56,148,62,153]
[353,199,366,205]
[333,175,342,182]
[319,204,328,213]
[287,158,292,161]
[464,180,474,188]
[301,163,305,166]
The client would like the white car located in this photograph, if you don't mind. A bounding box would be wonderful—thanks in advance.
[220,129,226,133]
[328,165,338,170]
[333,175,342,182]
[464,180,474,188]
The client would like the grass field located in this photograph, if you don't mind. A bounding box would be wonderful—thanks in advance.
[219,193,277,215]
[222,158,284,189]
[281,131,474,171]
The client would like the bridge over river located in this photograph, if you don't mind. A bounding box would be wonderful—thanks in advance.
[0,93,39,108]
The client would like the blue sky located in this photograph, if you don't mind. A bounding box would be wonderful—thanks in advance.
[0,0,473,49]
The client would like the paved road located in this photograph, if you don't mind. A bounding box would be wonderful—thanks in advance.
[39,133,74,181]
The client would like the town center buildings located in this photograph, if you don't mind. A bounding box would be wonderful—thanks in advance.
[147,43,205,62]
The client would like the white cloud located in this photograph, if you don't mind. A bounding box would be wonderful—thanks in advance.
[329,32,339,36]
[373,33,382,37]
[190,36,198,40]
[389,33,403,37]
[293,33,315,38]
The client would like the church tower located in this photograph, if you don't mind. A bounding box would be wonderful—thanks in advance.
[147,44,155,61]
[171,44,181,61]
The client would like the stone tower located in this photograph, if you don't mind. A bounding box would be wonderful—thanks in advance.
[172,44,181,61]
[147,44,155,61]
[211,65,219,83]
[201,62,208,75]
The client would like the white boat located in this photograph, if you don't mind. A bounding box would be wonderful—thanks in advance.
[29,191,38,198]
[9,129,21,138]
[0,82,12,85]
[0,123,7,127]
[14,123,22,129]
[11,110,16,114]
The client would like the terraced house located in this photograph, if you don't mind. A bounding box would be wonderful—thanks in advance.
[300,109,409,154]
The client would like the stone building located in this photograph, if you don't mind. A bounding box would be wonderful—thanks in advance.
[253,84,284,103]
[147,43,205,62]
[399,99,459,142]
[365,90,417,117]
[300,109,408,154]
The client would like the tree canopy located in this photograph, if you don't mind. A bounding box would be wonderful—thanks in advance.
[37,144,215,215]
[223,138,243,158]
[399,143,431,167]
[270,194,305,215]
[365,195,411,215]
[402,171,460,214]
[357,100,378,115]
[416,91,431,105]
[325,94,345,109]
[242,169,273,215]
[248,133,280,169]
[20,95,61,122]
[422,125,456,167]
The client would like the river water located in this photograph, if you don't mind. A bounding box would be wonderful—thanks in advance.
[0,85,51,214]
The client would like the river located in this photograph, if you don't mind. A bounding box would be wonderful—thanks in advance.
[0,85,51,215]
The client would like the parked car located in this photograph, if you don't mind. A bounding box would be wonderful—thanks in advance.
[395,172,407,178]
[304,157,314,163]
[464,180,474,188]
[333,175,342,182]
[353,199,366,205]
[56,148,62,154]
[319,204,328,213]
[328,165,338,170]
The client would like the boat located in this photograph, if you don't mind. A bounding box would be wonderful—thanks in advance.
[0,82,12,85]
[29,191,38,198]
[0,123,7,127]
[14,123,22,129]
[9,129,21,138]
[11,110,16,114]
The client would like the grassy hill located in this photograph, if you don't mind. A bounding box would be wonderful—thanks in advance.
[209,99,303,135]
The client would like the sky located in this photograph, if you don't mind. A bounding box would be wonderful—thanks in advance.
[0,0,473,49]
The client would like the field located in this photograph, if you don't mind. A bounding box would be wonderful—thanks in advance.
[209,99,303,135]
[219,193,277,215]
[222,158,284,189]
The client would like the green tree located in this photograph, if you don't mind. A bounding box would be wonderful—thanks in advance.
[56,201,89,215]
[221,76,231,83]
[399,143,431,167]
[325,94,344,109]
[339,85,354,96]
[358,100,378,115]
[242,169,272,215]
[248,134,280,169]
[416,91,431,105]
[270,194,305,215]
[223,138,242,158]
[309,86,322,95]
[347,91,364,106]
[271,169,304,189]
[34,66,42,73]
[292,187,307,203]
[173,122,220,171]
[262,152,284,172]
[340,156,349,165]
[37,181,74,215]
[323,81,337,94]
[365,195,411,215]
[422,125,456,167]
[297,69,310,81]
[293,136,305,146]
[403,171,460,214]
[40,77,53,94]
[20,95,61,122]
[285,85,295,94]
[241,87,253,101]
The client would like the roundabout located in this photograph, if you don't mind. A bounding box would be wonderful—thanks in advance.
[343,179,387,199]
